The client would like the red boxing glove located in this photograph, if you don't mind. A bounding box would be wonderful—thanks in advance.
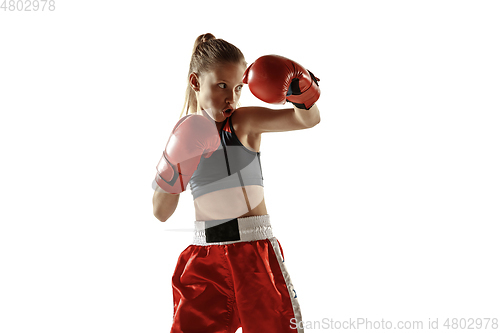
[242,54,320,110]
[154,114,220,194]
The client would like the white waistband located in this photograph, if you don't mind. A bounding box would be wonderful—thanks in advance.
[193,215,273,246]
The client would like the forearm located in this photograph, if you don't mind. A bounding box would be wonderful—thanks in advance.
[153,188,180,222]
[293,103,320,128]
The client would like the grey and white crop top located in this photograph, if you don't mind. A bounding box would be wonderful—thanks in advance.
[188,115,264,200]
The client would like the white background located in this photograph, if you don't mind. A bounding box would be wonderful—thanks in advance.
[1,0,499,332]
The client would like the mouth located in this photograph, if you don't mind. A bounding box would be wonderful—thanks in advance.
[222,107,234,117]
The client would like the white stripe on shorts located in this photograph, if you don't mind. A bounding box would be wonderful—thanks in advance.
[268,237,304,333]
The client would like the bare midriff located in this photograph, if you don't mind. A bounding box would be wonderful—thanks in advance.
[193,185,267,221]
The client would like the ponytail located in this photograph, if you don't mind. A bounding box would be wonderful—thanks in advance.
[180,33,246,118]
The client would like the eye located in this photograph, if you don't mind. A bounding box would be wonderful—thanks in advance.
[236,85,243,92]
[218,83,227,89]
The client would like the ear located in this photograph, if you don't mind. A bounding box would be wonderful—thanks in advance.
[189,73,200,92]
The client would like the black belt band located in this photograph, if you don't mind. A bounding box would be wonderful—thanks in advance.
[205,218,241,243]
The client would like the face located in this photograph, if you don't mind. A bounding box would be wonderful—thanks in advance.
[191,62,246,122]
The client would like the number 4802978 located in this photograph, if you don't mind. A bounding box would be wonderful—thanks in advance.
[1,0,56,11]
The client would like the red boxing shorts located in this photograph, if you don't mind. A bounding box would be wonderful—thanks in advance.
[170,215,303,333]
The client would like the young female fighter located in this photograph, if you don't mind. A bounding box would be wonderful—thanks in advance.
[152,33,320,333]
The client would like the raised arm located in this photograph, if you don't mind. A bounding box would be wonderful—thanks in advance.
[152,114,220,221]
[234,104,320,134]
[240,54,321,133]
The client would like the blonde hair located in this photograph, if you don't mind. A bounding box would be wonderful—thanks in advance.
[180,33,247,117]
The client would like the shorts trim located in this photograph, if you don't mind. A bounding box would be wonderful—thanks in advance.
[268,237,304,332]
[193,214,273,245]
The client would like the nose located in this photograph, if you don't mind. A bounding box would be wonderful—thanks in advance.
[226,90,238,104]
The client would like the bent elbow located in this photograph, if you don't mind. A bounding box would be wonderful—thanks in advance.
[155,214,168,222]
[152,188,179,222]
[306,114,320,129]
[311,115,320,127]
[153,208,170,222]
